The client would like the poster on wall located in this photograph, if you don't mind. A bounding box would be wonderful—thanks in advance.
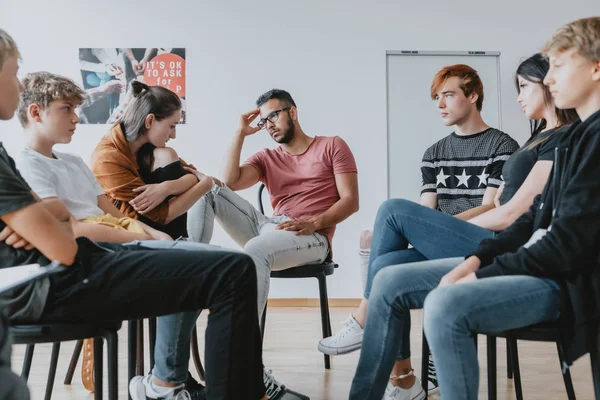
[78,48,186,124]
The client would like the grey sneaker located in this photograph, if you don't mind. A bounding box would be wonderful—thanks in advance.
[263,369,310,400]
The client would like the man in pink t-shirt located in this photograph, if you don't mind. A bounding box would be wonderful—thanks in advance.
[187,89,359,327]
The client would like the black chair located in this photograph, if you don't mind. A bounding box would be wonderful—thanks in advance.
[487,323,576,400]
[12,321,121,400]
[257,183,338,369]
[421,322,583,399]
[65,319,206,388]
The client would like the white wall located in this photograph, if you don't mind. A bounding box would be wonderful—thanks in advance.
[0,0,597,299]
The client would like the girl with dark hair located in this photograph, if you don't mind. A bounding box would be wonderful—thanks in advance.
[91,81,214,239]
[91,81,312,400]
[325,53,579,400]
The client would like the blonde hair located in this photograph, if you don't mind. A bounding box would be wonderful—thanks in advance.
[544,17,600,61]
[0,29,19,70]
[18,72,86,127]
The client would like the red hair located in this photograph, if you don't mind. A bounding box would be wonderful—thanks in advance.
[430,64,484,111]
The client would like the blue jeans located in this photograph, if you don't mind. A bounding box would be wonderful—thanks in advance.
[350,257,463,400]
[364,199,494,299]
[424,274,560,400]
[125,239,229,383]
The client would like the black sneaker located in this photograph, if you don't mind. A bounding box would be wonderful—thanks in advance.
[184,372,206,400]
[427,355,439,394]
[263,369,310,400]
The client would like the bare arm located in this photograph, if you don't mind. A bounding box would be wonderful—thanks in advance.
[221,109,262,191]
[2,196,77,266]
[468,161,553,231]
[162,169,214,224]
[163,174,199,196]
[419,193,438,209]
[97,194,127,218]
[311,172,359,229]
[454,188,497,220]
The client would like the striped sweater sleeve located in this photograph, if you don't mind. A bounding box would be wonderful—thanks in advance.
[420,146,437,194]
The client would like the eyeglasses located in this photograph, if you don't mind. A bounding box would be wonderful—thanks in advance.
[257,107,291,129]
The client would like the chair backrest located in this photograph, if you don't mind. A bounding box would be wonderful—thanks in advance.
[257,183,266,215]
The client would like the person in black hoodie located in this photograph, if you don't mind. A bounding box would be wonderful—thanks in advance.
[420,16,600,399]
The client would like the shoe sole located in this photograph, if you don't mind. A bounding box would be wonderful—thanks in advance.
[427,386,440,395]
[414,388,426,400]
[317,341,362,355]
[129,376,147,400]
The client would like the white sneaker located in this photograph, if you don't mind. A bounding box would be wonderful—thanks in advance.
[129,375,191,400]
[383,380,426,400]
[317,314,363,355]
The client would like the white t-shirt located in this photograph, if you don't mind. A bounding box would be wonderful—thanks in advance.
[17,147,105,220]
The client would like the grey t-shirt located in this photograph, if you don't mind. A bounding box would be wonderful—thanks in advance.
[0,143,50,323]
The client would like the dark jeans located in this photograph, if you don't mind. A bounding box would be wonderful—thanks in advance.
[0,311,30,400]
[39,239,265,400]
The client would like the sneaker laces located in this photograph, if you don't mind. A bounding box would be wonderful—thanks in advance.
[329,315,358,344]
[428,355,438,387]
[263,369,283,399]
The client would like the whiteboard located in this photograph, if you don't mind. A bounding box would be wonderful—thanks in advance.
[386,51,502,201]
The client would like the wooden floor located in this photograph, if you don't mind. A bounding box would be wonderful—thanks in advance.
[11,307,595,399]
